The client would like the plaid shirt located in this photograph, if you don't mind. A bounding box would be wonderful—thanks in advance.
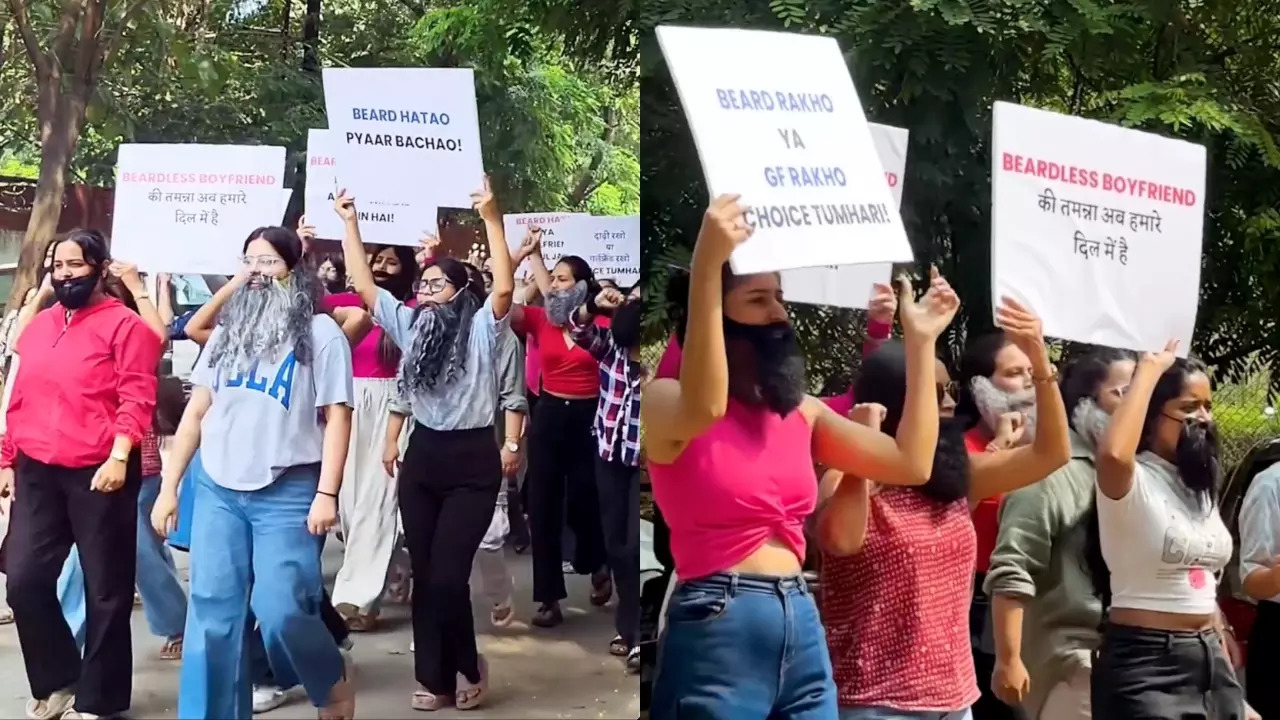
[568,313,642,467]
[140,429,163,478]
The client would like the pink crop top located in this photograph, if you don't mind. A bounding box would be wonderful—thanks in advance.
[648,398,817,580]
[322,292,412,379]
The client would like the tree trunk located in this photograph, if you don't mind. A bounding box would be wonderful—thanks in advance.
[301,0,321,73]
[568,104,618,207]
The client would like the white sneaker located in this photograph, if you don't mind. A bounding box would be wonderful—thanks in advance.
[251,685,289,714]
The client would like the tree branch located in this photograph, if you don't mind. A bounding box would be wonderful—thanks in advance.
[72,0,106,102]
[50,0,88,76]
[568,104,618,205]
[7,0,47,79]
[100,0,148,69]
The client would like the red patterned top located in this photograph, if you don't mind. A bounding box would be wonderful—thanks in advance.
[140,429,162,478]
[821,488,980,712]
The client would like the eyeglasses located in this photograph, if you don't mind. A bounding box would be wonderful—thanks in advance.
[937,381,958,404]
[415,277,451,294]
[241,255,285,271]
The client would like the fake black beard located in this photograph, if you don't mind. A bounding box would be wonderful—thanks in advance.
[724,318,806,417]
[323,277,345,294]
[1176,419,1221,497]
[917,417,971,504]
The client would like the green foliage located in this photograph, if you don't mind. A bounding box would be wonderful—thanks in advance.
[641,0,1280,396]
[0,0,637,215]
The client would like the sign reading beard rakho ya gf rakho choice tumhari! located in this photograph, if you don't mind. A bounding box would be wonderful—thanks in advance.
[656,26,913,274]
[990,101,1206,355]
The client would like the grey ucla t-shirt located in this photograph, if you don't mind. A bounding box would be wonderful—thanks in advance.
[190,314,354,491]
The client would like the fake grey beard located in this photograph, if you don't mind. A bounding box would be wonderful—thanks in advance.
[970,375,1037,445]
[545,280,588,327]
[205,270,317,375]
[1071,398,1112,451]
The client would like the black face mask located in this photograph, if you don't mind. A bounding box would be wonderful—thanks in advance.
[723,317,806,417]
[918,418,972,504]
[53,274,98,309]
[323,277,345,294]
[611,299,643,349]
[1172,417,1220,497]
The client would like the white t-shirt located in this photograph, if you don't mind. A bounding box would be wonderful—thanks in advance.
[1097,452,1232,615]
[191,315,353,491]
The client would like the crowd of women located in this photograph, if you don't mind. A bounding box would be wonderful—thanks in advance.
[644,194,1270,720]
[0,177,641,720]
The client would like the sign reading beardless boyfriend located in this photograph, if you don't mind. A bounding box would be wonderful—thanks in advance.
[990,101,1206,355]
[656,25,913,274]
[321,67,484,246]
[781,123,908,309]
[111,143,287,275]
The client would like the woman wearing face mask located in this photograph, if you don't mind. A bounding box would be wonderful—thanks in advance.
[644,196,959,718]
[569,284,645,671]
[0,229,164,720]
[510,234,611,628]
[318,255,347,295]
[335,180,514,711]
[817,297,1070,720]
[1085,346,1244,717]
[983,348,1136,719]
[150,226,356,720]
[955,331,1039,720]
[324,243,419,632]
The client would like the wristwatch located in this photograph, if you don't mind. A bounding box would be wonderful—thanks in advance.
[110,450,129,463]
[504,438,520,453]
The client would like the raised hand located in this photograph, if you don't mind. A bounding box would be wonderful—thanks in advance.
[867,282,897,326]
[848,402,888,431]
[470,175,500,223]
[1143,339,1179,373]
[296,215,318,245]
[595,287,625,311]
[898,266,959,342]
[695,194,752,263]
[994,296,1046,358]
[108,261,144,294]
[334,189,357,222]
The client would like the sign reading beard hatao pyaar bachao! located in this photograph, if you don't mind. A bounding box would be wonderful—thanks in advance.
[322,67,484,246]
[656,25,914,275]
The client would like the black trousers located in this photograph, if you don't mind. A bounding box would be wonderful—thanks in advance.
[399,422,501,694]
[1247,601,1280,719]
[6,452,142,717]
[527,396,606,604]
[596,455,640,647]
[1092,622,1244,719]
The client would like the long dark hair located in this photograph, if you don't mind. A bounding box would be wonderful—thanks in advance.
[45,229,137,311]
[853,340,971,504]
[955,331,1011,429]
[1082,356,1216,612]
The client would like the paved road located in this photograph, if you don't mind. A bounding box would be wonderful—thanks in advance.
[0,535,639,719]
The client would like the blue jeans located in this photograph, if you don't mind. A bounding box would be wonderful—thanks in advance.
[56,475,188,647]
[167,449,201,552]
[177,463,342,720]
[652,573,836,719]
[839,707,973,720]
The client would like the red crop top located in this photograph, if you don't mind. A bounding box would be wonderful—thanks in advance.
[517,305,607,397]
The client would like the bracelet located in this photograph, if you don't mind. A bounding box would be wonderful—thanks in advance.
[1031,365,1059,385]
[316,490,338,499]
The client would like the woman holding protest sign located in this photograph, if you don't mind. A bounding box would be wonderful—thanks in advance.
[334,178,514,711]
[1084,345,1246,717]
[150,226,357,720]
[816,296,1071,720]
[509,233,612,628]
[1,229,164,720]
[325,242,419,633]
[643,194,957,719]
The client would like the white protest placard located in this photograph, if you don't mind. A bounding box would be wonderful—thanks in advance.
[656,26,912,274]
[991,101,1206,354]
[584,215,640,287]
[302,129,347,241]
[502,212,588,282]
[781,123,908,308]
[322,68,484,246]
[280,188,294,223]
[111,144,286,275]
